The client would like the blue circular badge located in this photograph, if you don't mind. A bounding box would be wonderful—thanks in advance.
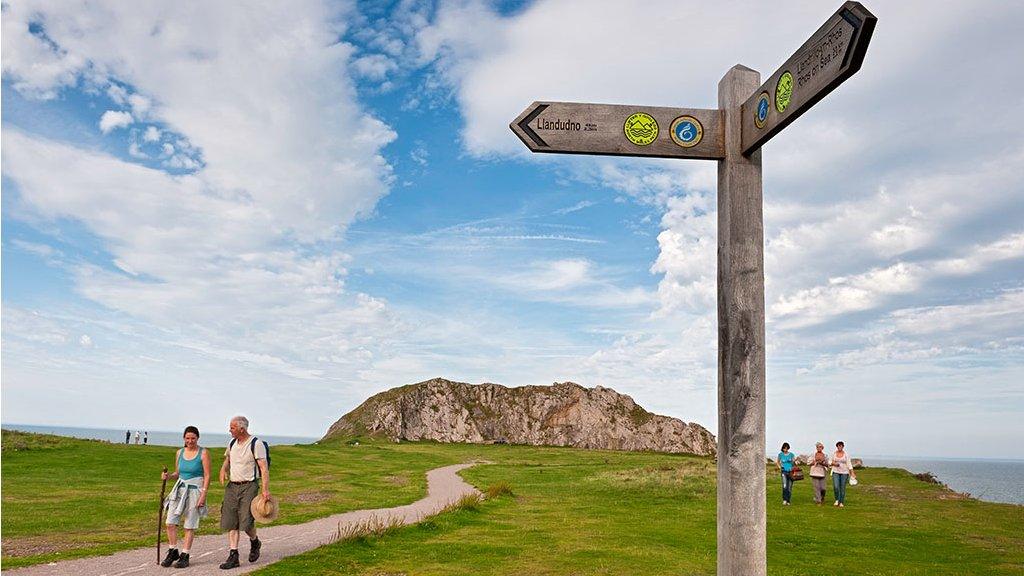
[755,92,770,129]
[670,115,703,148]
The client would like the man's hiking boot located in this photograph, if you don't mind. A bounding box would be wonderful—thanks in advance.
[219,550,240,570]
[173,553,190,568]
[248,538,262,562]
[161,548,180,567]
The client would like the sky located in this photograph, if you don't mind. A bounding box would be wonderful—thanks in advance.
[2,0,1022,459]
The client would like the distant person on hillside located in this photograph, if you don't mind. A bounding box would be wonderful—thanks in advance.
[218,415,271,569]
[830,441,856,507]
[135,430,141,445]
[144,431,149,445]
[160,426,211,568]
[809,442,829,505]
[126,430,131,444]
[776,442,795,505]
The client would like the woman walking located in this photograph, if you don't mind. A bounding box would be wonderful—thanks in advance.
[160,426,211,568]
[830,440,856,507]
[776,442,796,505]
[809,442,829,505]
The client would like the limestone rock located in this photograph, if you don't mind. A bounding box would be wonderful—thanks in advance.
[322,377,716,456]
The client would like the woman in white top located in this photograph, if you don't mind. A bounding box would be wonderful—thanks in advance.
[830,440,857,507]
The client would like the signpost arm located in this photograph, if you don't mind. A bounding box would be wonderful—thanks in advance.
[716,64,766,576]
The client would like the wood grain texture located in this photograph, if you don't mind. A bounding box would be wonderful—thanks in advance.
[717,64,767,576]
[740,1,877,155]
[511,101,724,160]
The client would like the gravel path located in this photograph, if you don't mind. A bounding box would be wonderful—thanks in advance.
[7,463,481,576]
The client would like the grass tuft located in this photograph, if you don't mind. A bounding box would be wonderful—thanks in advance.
[484,482,514,499]
[328,515,405,544]
[443,492,483,513]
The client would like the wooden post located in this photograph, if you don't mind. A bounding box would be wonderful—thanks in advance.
[716,64,766,576]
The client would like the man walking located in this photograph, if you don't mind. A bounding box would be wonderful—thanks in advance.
[218,416,270,569]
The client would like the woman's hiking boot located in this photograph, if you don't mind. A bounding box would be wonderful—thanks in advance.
[173,553,190,568]
[248,538,261,562]
[161,548,180,567]
[219,550,240,569]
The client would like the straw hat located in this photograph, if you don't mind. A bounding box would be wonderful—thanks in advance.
[250,494,279,523]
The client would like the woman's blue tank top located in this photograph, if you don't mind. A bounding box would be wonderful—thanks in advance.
[178,448,205,480]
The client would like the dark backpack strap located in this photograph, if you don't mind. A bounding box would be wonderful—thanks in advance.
[249,437,259,480]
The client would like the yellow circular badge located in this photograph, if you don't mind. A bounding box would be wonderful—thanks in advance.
[669,116,703,148]
[775,71,793,113]
[624,112,658,146]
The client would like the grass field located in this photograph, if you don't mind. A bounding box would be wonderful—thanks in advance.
[2,430,1022,574]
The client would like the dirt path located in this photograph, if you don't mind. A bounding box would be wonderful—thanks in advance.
[6,463,481,576]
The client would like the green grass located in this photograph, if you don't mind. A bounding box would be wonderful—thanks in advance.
[3,430,1023,575]
[0,430,460,569]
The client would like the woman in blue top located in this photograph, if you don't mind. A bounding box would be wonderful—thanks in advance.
[160,426,211,568]
[776,442,796,505]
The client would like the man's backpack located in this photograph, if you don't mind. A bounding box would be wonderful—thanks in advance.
[229,437,270,480]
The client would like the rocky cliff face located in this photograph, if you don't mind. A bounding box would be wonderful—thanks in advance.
[322,378,716,456]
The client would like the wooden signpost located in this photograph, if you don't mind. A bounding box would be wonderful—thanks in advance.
[512,102,725,160]
[510,3,876,575]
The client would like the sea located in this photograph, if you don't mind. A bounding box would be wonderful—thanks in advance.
[2,423,318,448]
[863,456,1024,506]
[3,424,1021,506]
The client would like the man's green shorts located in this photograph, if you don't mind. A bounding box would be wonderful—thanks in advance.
[221,481,259,532]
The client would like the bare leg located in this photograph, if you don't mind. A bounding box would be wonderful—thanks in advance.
[166,524,178,548]
[183,529,195,551]
[245,527,258,540]
[228,529,240,549]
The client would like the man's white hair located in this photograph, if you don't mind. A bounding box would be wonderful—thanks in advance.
[231,415,250,430]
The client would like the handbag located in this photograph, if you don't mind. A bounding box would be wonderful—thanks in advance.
[789,466,804,481]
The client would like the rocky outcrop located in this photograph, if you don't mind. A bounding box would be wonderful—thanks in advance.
[322,378,716,456]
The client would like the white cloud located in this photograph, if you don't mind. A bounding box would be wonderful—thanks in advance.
[2,0,396,239]
[351,54,398,81]
[0,0,410,426]
[99,110,133,133]
[11,239,59,260]
[409,144,429,167]
[1,14,86,99]
[128,93,151,118]
[407,0,1024,458]
[553,200,595,215]
[3,130,408,403]
[771,231,1024,329]
[107,84,129,105]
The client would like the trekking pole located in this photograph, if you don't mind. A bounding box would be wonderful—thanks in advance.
[157,466,168,564]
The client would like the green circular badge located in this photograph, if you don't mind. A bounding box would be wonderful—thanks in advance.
[775,71,793,114]
[624,112,658,146]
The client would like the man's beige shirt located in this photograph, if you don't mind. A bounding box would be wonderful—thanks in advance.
[225,436,267,482]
